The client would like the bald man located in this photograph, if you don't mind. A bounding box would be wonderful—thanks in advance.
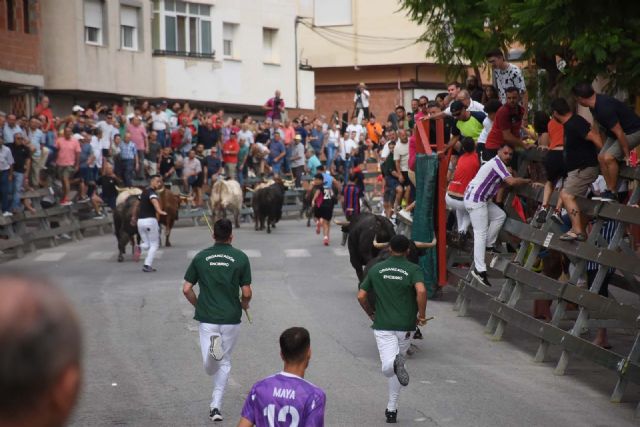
[0,274,82,427]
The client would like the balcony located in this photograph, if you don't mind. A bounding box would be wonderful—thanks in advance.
[152,50,215,60]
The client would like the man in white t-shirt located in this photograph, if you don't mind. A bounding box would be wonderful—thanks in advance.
[394,129,412,209]
[346,117,364,143]
[486,49,528,123]
[151,103,170,148]
[343,131,358,182]
[353,82,370,122]
[379,129,398,161]
[96,113,119,153]
[445,89,485,115]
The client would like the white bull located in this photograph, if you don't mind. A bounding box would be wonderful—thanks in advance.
[210,179,243,228]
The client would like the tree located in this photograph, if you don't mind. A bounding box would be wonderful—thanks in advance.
[400,0,640,96]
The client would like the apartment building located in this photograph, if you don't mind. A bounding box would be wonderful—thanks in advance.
[297,0,446,119]
[26,0,313,115]
[0,0,43,115]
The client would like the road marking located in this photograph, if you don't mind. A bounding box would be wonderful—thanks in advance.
[333,248,348,256]
[241,249,262,258]
[87,251,113,260]
[284,249,310,258]
[445,379,457,384]
[34,252,66,262]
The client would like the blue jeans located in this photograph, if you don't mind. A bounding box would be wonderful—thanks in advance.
[157,130,168,148]
[11,171,24,211]
[343,157,353,182]
[271,160,283,176]
[0,170,10,212]
[326,145,336,169]
[121,159,135,186]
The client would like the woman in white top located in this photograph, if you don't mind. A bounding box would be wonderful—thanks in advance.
[326,122,340,172]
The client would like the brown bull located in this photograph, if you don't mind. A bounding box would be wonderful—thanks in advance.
[158,189,187,247]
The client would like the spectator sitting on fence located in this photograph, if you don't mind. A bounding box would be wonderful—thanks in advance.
[55,126,80,206]
[550,98,603,242]
[572,82,640,202]
[446,137,480,244]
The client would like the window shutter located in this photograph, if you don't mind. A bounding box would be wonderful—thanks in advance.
[84,0,103,29]
[121,6,138,28]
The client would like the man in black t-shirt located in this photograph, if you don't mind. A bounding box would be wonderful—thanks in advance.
[97,162,121,210]
[573,82,640,201]
[10,133,31,212]
[551,98,603,242]
[158,146,176,182]
[135,175,167,272]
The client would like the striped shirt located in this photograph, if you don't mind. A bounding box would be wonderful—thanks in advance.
[465,156,511,203]
[586,219,617,272]
[342,183,361,216]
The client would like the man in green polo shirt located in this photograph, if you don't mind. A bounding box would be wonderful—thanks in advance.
[182,218,253,423]
[357,235,428,424]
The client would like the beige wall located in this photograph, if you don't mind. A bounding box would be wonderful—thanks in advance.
[41,0,154,97]
[297,0,434,68]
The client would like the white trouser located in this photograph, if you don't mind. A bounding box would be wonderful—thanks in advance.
[199,323,241,410]
[137,217,159,266]
[374,330,412,412]
[464,199,506,272]
[445,194,470,233]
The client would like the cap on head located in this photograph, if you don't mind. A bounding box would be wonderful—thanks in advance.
[449,100,465,115]
[71,105,84,113]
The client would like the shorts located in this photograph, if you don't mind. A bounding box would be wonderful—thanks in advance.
[384,176,399,203]
[543,150,566,182]
[563,166,599,196]
[187,174,202,188]
[57,165,75,180]
[401,171,415,192]
[314,202,334,221]
[600,130,640,160]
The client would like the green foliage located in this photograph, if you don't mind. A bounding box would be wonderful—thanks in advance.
[400,0,640,95]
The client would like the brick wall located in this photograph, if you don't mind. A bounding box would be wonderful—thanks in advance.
[0,0,42,75]
[314,88,401,123]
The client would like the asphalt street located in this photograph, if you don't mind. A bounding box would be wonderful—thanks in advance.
[4,218,639,426]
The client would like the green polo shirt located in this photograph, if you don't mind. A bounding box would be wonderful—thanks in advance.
[359,255,424,331]
[453,111,486,141]
[184,243,252,325]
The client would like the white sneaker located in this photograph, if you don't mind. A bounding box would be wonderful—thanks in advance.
[2,211,13,217]
[209,335,224,361]
[398,209,413,223]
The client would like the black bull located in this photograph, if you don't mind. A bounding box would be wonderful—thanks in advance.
[252,182,286,233]
[113,195,140,262]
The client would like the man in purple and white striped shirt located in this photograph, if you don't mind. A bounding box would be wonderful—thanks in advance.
[464,144,530,286]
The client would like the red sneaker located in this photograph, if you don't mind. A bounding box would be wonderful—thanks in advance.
[323,236,329,246]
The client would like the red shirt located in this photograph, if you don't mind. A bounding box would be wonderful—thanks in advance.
[485,105,523,150]
[34,104,54,131]
[170,130,183,150]
[447,152,480,194]
[223,138,239,164]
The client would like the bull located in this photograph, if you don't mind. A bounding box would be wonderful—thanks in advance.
[251,179,292,233]
[210,179,243,228]
[157,188,184,247]
[113,193,140,262]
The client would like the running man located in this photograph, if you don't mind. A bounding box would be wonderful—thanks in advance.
[182,218,253,422]
[357,235,428,424]
[135,174,167,272]
[312,171,339,246]
[464,144,530,286]
[237,327,326,427]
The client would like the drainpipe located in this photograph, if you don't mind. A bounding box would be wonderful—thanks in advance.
[294,16,300,109]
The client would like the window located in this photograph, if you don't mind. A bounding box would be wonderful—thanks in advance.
[6,0,15,31]
[157,1,213,57]
[263,28,278,63]
[222,23,237,58]
[120,6,139,50]
[84,0,104,45]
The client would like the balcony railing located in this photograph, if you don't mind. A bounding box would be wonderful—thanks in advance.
[152,50,216,59]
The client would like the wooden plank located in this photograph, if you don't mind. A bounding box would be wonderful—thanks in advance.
[503,219,640,276]
[0,237,24,251]
[487,300,640,383]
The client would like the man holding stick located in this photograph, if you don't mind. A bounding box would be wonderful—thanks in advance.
[183,218,253,422]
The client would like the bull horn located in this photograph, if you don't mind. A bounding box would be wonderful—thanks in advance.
[373,237,389,249]
[246,187,255,192]
[334,219,350,226]
[115,186,128,193]
[414,237,437,248]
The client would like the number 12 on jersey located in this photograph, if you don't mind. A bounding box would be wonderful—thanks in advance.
[263,404,300,427]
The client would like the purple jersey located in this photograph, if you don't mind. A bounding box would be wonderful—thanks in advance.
[241,372,326,427]
[464,156,511,203]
